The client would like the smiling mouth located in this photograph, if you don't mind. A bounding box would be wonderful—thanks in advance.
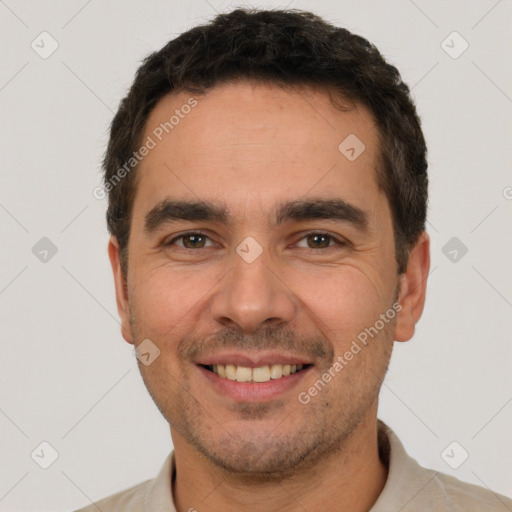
[200,363,311,383]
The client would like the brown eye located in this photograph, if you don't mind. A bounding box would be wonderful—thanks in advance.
[306,233,331,248]
[296,232,343,250]
[182,234,206,248]
[166,232,213,249]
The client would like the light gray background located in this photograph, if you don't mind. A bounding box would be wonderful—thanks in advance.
[1,0,511,510]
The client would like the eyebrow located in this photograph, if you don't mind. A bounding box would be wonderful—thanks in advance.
[143,197,369,234]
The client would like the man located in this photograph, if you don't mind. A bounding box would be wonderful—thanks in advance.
[77,8,511,512]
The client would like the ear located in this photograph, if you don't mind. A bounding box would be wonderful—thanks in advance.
[394,231,430,342]
[108,235,134,345]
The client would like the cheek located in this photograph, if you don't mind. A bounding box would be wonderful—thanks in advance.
[128,265,208,343]
[290,266,389,346]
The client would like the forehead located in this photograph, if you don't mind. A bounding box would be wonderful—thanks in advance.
[132,81,384,224]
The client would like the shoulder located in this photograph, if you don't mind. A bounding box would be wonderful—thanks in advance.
[74,479,152,512]
[430,470,512,510]
[373,421,512,511]
[73,452,175,511]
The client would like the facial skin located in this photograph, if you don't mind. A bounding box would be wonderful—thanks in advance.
[109,81,430,511]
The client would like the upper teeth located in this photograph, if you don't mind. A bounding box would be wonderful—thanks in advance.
[211,363,304,382]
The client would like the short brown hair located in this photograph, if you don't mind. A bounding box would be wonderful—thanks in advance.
[103,8,428,275]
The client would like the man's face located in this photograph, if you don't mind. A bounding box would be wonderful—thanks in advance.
[111,82,413,476]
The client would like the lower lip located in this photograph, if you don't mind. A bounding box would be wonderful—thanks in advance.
[198,365,312,402]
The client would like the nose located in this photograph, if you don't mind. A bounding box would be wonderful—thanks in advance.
[209,248,297,333]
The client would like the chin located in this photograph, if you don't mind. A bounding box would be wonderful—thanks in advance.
[185,418,340,481]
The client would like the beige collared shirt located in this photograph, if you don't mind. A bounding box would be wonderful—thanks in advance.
[75,421,511,511]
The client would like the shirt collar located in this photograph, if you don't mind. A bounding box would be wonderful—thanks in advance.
[145,450,176,511]
[370,420,439,511]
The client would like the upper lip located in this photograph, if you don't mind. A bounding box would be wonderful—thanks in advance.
[194,351,313,368]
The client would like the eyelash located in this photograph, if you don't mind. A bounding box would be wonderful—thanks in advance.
[164,231,347,251]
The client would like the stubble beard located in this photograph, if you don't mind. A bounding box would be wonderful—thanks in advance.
[130,309,395,483]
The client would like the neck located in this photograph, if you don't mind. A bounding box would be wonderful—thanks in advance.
[171,407,388,512]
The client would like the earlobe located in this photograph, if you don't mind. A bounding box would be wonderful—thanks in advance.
[108,236,134,345]
[394,232,430,342]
